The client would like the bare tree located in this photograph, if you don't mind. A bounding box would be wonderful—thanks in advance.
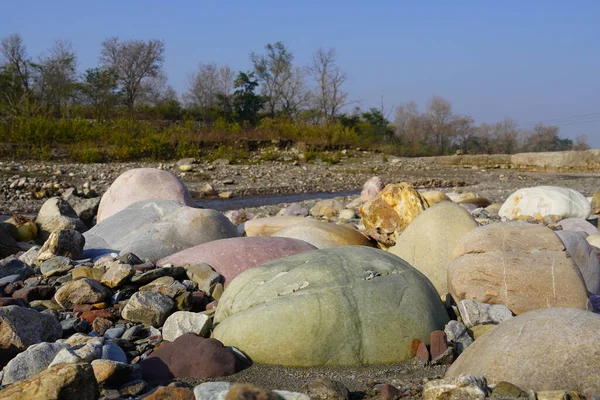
[0,33,37,116]
[279,66,308,117]
[492,118,520,154]
[573,134,591,151]
[475,122,494,153]
[523,123,559,152]
[33,40,77,115]
[1,34,30,90]
[308,47,348,122]
[453,115,475,153]
[99,37,165,112]
[394,102,420,139]
[184,63,234,108]
[426,96,455,155]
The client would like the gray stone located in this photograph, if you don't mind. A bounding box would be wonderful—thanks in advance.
[278,203,309,217]
[558,218,600,235]
[35,197,87,242]
[130,266,187,285]
[18,246,40,266]
[0,227,20,258]
[0,274,21,284]
[40,256,74,278]
[214,246,449,366]
[37,229,85,262]
[444,320,473,354]
[101,263,134,288]
[446,307,600,393]
[2,342,67,385]
[457,300,513,328]
[83,199,238,261]
[0,257,34,280]
[49,348,83,366]
[423,376,488,400]
[121,291,175,327]
[121,325,143,341]
[194,382,232,400]
[102,341,127,363]
[104,326,126,339]
[555,230,600,295]
[163,311,212,342]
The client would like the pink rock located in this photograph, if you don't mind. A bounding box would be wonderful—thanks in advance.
[360,176,385,202]
[380,383,402,400]
[157,237,317,285]
[430,330,448,359]
[97,168,194,223]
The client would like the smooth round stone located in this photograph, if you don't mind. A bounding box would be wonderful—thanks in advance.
[214,246,449,366]
[499,186,591,221]
[389,202,478,295]
[557,218,600,235]
[448,222,590,314]
[272,220,374,249]
[83,199,238,261]
[446,308,600,394]
[97,168,195,223]
[421,191,451,206]
[157,237,317,285]
[240,216,308,237]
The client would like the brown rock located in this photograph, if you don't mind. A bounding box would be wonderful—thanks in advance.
[430,330,448,360]
[142,386,195,400]
[0,362,99,400]
[360,183,429,247]
[448,222,590,314]
[79,309,117,324]
[72,266,105,281]
[92,317,113,335]
[302,378,350,400]
[591,191,600,215]
[92,359,140,386]
[0,297,29,307]
[225,383,279,400]
[140,333,247,380]
[380,383,402,400]
[13,285,55,302]
[54,278,112,310]
[415,340,429,362]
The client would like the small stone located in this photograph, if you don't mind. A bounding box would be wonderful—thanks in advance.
[121,291,175,327]
[92,317,113,335]
[535,391,568,400]
[413,340,429,362]
[37,229,85,263]
[429,330,448,360]
[130,266,187,285]
[101,341,128,363]
[444,320,473,354]
[422,376,488,400]
[162,311,212,342]
[380,383,402,400]
[101,263,135,288]
[491,381,529,399]
[54,278,112,310]
[104,326,126,339]
[470,324,497,339]
[119,379,148,396]
[72,266,104,280]
[458,299,514,328]
[40,256,74,277]
[302,378,350,400]
[143,386,195,399]
[225,383,279,400]
[2,342,67,385]
[193,382,232,400]
[185,264,221,294]
[0,257,34,281]
[13,285,55,301]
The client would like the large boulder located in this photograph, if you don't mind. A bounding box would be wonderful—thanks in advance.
[213,246,449,366]
[272,220,374,249]
[499,186,591,221]
[0,362,99,400]
[97,168,195,223]
[448,222,590,314]
[0,306,62,367]
[157,237,316,285]
[240,216,308,237]
[446,308,600,394]
[360,183,429,247]
[83,199,238,261]
[35,197,87,242]
[555,230,600,294]
[388,202,478,295]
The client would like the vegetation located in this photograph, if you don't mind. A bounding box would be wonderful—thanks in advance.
[0,34,591,163]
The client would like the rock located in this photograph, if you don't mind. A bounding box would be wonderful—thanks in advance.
[273,220,374,249]
[444,320,473,354]
[18,245,40,266]
[422,376,488,400]
[13,285,55,302]
[37,229,85,262]
[469,324,496,339]
[0,306,62,367]
[35,197,87,242]
[194,382,232,400]
[5,215,38,242]
[338,209,356,220]
[72,266,104,281]
[360,176,385,202]
[0,228,21,258]
[2,342,67,385]
[458,197,492,208]
[101,263,135,288]
[144,386,196,399]
[157,237,316,286]
[121,291,175,327]
[536,391,569,400]
[97,168,195,223]
[224,210,248,226]
[66,196,101,227]
[302,378,350,400]
[91,359,140,386]
[491,382,529,400]
[0,257,34,281]
[388,202,478,295]
[162,311,212,341]
[421,191,452,206]
[140,333,246,380]
[310,199,345,218]
[84,199,238,261]
[213,246,448,366]
[429,330,449,361]
[40,256,74,278]
[240,216,308,237]
[457,300,513,328]
[555,230,600,294]
[446,308,600,393]
[92,317,113,335]
[380,383,402,400]
[499,186,591,221]
[131,266,187,285]
[360,183,429,247]
[179,164,194,172]
[102,341,127,363]
[448,222,590,315]
[588,234,600,248]
[277,203,309,217]
[181,264,221,294]
[558,218,599,235]
[0,362,99,400]
[54,278,112,310]
[592,191,600,214]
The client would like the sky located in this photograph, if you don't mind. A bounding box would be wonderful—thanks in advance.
[2,1,599,147]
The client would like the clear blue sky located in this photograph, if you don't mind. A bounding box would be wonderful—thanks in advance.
[2,1,599,147]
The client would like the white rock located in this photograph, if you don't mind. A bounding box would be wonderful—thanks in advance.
[194,382,232,400]
[499,186,591,220]
[162,311,212,342]
[274,391,312,400]
[457,300,513,328]
[587,234,600,248]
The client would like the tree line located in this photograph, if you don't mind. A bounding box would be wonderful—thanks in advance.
[0,33,590,159]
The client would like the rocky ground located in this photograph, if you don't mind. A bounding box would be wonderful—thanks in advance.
[1,152,600,399]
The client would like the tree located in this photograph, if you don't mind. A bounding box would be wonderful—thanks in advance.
[184,63,234,108]
[426,96,455,155]
[32,40,77,116]
[221,71,265,125]
[99,37,165,112]
[453,115,475,153]
[474,122,495,154]
[524,123,560,152]
[308,47,348,122]
[0,33,36,117]
[361,108,394,139]
[492,118,520,154]
[573,135,591,151]
[78,67,121,119]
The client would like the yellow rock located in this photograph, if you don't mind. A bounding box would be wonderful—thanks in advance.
[469,324,496,339]
[72,266,105,281]
[5,216,38,242]
[421,191,451,206]
[360,183,429,246]
[592,191,600,214]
